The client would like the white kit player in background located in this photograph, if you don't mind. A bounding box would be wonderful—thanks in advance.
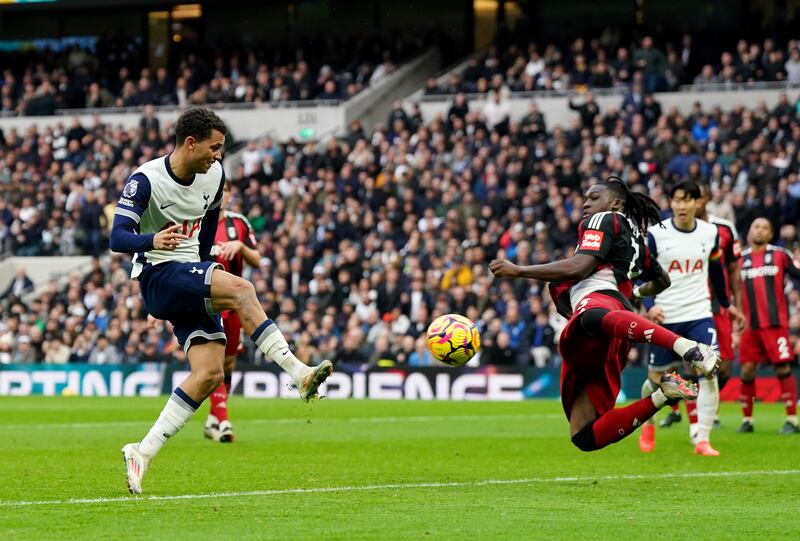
[110,107,332,494]
[636,181,739,457]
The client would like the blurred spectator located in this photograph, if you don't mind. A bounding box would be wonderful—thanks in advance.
[1,267,34,299]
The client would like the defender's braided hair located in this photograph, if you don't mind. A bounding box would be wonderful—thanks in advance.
[604,176,662,233]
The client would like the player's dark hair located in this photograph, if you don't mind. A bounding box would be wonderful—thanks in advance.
[604,176,662,233]
[175,107,227,144]
[669,180,701,200]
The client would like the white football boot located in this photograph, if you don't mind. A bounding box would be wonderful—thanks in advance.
[218,420,235,443]
[682,343,720,376]
[298,360,333,402]
[121,443,150,494]
[204,415,221,441]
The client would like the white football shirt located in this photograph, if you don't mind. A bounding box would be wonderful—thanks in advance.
[114,154,224,278]
[647,218,720,324]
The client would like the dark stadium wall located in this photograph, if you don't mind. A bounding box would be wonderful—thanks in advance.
[201,0,470,56]
[0,8,146,40]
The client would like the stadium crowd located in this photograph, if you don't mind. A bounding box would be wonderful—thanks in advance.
[423,35,800,95]
[0,33,421,116]
[1,84,800,368]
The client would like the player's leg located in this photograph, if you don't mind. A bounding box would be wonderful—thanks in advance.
[639,367,665,452]
[737,328,762,433]
[681,373,699,437]
[774,362,798,434]
[570,378,697,452]
[209,268,332,401]
[217,353,237,442]
[738,361,757,432]
[639,339,679,452]
[567,308,697,452]
[123,339,225,494]
[713,311,734,429]
[660,401,682,428]
[713,311,734,392]
[580,308,720,375]
[688,318,720,456]
[206,310,240,442]
[761,328,799,433]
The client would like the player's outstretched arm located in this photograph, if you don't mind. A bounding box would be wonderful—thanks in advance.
[634,268,671,298]
[489,253,598,282]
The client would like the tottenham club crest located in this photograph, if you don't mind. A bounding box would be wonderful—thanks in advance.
[203,192,210,210]
[122,179,139,198]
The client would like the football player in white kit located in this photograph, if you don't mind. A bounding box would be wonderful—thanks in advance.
[636,181,742,456]
[110,107,333,493]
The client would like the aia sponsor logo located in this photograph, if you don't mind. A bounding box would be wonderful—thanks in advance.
[580,230,604,251]
[667,259,704,273]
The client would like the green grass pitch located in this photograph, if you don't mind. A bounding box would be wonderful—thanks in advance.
[1,396,799,540]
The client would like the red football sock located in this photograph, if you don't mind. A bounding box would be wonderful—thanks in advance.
[778,374,797,416]
[209,382,230,422]
[599,311,681,350]
[739,380,755,418]
[591,397,660,449]
[685,399,698,424]
[670,402,679,413]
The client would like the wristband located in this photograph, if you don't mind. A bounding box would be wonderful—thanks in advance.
[633,286,643,299]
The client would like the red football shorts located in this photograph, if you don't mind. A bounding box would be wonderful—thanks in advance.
[558,292,631,419]
[222,310,243,356]
[739,327,793,364]
[713,310,734,361]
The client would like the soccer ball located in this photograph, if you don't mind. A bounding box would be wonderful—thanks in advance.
[426,314,481,366]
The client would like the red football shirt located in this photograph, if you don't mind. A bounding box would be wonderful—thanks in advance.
[708,216,741,314]
[739,244,800,330]
[212,211,257,277]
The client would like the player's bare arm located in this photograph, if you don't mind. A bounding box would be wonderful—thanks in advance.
[635,268,671,298]
[725,259,746,330]
[217,240,260,267]
[489,253,598,282]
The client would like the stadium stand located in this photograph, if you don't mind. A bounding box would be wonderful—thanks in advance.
[0,33,426,116]
[2,80,799,368]
[423,35,800,95]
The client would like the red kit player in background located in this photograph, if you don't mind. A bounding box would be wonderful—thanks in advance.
[738,218,800,434]
[205,180,260,442]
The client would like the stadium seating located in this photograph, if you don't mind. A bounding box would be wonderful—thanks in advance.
[423,36,800,95]
[1,36,799,370]
[0,33,425,116]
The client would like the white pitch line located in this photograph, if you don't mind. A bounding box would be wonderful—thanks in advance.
[2,469,799,508]
[0,413,563,431]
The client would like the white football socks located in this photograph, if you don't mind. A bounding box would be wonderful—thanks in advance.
[252,319,309,383]
[138,389,198,459]
[672,337,694,357]
[641,378,659,398]
[641,378,667,411]
[695,375,719,443]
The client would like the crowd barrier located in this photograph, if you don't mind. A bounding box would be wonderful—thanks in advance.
[0,363,794,402]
